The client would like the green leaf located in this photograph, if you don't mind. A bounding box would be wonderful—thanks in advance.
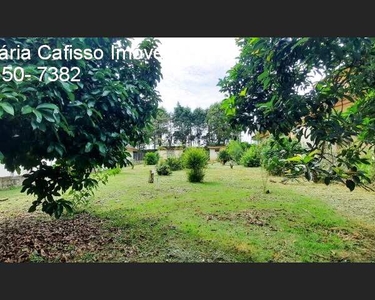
[345,179,355,192]
[0,151,3,162]
[239,88,247,97]
[85,142,93,153]
[286,155,302,162]
[102,90,110,97]
[54,203,63,219]
[67,92,75,101]
[47,144,55,153]
[41,111,55,123]
[352,176,360,184]
[97,142,106,155]
[0,102,14,116]
[55,145,64,156]
[60,81,77,93]
[28,205,37,213]
[21,105,33,114]
[263,77,271,89]
[32,109,43,123]
[291,37,309,50]
[258,71,269,81]
[61,201,73,214]
[36,103,59,111]
[31,120,38,130]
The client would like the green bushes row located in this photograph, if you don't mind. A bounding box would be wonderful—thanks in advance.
[217,140,261,167]
[156,156,184,176]
[217,136,304,176]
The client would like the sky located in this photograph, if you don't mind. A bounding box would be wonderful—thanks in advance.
[134,38,240,112]
[132,37,254,142]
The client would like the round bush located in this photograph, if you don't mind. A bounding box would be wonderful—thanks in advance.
[187,169,205,182]
[165,157,184,171]
[240,145,261,167]
[156,163,172,176]
[144,152,158,165]
[182,148,208,170]
[218,149,231,165]
[182,147,208,183]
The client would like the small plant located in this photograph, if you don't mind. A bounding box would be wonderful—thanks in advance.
[241,145,261,167]
[182,147,208,183]
[261,135,304,176]
[165,157,184,171]
[105,166,122,176]
[218,149,231,165]
[68,170,109,211]
[144,152,159,165]
[156,162,172,176]
[29,251,45,263]
[187,169,205,182]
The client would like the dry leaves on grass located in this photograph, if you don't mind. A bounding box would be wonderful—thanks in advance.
[0,212,135,263]
[205,209,278,228]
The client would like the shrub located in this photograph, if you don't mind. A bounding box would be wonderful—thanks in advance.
[240,141,252,151]
[165,156,184,171]
[227,140,244,164]
[187,169,205,182]
[261,135,304,176]
[156,162,172,176]
[217,149,231,165]
[241,145,261,167]
[182,147,208,182]
[105,166,122,176]
[144,152,158,165]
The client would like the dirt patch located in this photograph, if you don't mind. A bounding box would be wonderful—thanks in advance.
[204,209,278,227]
[0,212,136,262]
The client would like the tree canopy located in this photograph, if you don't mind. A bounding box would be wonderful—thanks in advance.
[206,102,241,146]
[219,37,375,190]
[148,107,170,148]
[0,37,162,217]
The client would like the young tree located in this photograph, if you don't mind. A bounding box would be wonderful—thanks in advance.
[219,37,375,190]
[0,37,162,217]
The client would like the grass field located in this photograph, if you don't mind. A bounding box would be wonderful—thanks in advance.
[1,163,375,262]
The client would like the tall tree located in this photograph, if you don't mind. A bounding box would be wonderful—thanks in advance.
[205,102,240,146]
[149,107,170,148]
[192,107,207,146]
[0,37,162,217]
[219,37,375,190]
[172,102,193,147]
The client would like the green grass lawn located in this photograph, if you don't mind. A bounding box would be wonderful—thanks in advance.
[1,163,375,262]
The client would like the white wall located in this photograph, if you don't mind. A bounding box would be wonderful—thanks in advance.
[0,159,54,178]
[209,148,219,161]
[0,164,28,177]
[159,149,184,160]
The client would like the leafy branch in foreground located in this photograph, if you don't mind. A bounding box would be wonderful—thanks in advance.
[0,37,162,217]
[219,37,375,191]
